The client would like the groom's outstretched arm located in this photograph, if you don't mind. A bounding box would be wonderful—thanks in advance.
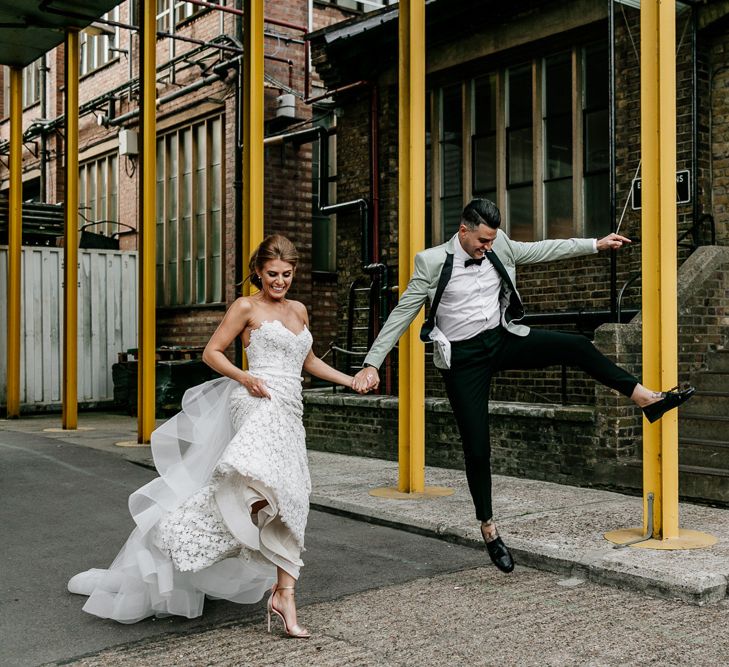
[352,252,433,392]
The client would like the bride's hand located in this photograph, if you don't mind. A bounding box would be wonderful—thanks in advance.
[241,372,271,399]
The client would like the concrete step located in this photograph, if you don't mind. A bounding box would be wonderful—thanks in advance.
[679,413,729,440]
[679,464,729,504]
[679,437,729,469]
[622,459,729,505]
[679,391,729,417]
[706,349,729,372]
[691,371,729,393]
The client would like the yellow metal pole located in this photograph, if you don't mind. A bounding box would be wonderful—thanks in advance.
[605,0,713,550]
[137,0,157,443]
[6,68,22,418]
[242,0,264,293]
[398,0,426,493]
[62,30,79,430]
[641,0,677,539]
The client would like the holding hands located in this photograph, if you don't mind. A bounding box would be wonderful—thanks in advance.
[352,366,380,394]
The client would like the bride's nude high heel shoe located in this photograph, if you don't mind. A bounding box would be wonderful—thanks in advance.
[266,584,311,639]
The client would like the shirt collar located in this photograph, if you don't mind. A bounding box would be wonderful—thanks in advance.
[454,234,471,263]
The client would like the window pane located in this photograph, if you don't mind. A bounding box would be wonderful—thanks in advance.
[156,139,165,300]
[585,109,609,172]
[545,54,571,116]
[181,129,193,304]
[167,138,178,304]
[440,86,462,237]
[584,44,609,110]
[584,172,610,238]
[508,65,531,127]
[210,118,222,301]
[474,74,496,134]
[545,116,572,180]
[110,156,118,222]
[508,186,533,241]
[508,127,532,184]
[545,179,573,239]
[473,134,496,194]
[442,195,463,239]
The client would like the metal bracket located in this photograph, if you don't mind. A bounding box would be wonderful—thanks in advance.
[613,492,654,549]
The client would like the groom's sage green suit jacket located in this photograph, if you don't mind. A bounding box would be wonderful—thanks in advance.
[363,229,597,370]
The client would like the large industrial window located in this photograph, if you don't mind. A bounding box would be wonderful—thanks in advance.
[156,116,223,306]
[427,40,610,243]
[2,58,43,112]
[78,154,119,238]
[79,8,120,76]
[312,109,337,273]
[156,0,220,30]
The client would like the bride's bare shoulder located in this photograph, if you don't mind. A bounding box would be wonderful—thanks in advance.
[289,300,309,321]
[227,297,255,320]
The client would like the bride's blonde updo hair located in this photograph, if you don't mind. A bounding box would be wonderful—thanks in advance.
[248,234,299,289]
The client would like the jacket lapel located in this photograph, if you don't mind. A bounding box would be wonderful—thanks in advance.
[419,251,454,341]
[485,250,524,323]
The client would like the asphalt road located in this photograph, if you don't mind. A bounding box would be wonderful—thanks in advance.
[0,429,486,667]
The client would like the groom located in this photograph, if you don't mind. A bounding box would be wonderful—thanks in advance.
[352,198,693,573]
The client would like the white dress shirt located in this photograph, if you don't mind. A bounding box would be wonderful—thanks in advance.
[436,235,502,342]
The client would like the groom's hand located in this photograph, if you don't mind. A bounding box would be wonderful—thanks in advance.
[596,233,631,251]
[353,366,380,393]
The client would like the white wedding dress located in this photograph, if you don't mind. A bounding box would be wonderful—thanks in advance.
[68,320,313,623]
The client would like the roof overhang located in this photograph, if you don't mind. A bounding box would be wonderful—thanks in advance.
[0,0,122,68]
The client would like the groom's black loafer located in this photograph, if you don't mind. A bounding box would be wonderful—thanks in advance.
[485,536,515,573]
[642,385,696,424]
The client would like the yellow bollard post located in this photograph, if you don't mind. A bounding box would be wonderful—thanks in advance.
[137,0,157,444]
[242,0,264,294]
[6,67,22,419]
[62,30,79,430]
[370,0,451,500]
[605,0,713,550]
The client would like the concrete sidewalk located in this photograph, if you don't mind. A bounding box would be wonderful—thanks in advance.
[3,412,728,606]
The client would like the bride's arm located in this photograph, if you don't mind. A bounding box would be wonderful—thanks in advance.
[294,301,356,390]
[303,349,355,389]
[202,298,271,398]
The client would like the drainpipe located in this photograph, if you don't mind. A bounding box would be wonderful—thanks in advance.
[691,2,699,246]
[39,54,47,201]
[609,0,617,319]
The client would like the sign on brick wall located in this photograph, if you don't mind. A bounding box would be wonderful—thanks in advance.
[631,169,691,210]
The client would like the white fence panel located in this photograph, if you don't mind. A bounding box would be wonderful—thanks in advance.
[0,247,137,407]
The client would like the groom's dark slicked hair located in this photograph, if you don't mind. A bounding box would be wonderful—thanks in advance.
[461,198,501,230]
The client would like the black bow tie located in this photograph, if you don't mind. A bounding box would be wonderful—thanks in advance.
[464,256,485,268]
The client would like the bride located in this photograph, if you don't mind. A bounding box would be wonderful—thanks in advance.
[68,234,357,637]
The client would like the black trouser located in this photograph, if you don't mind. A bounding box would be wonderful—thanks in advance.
[440,327,638,522]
